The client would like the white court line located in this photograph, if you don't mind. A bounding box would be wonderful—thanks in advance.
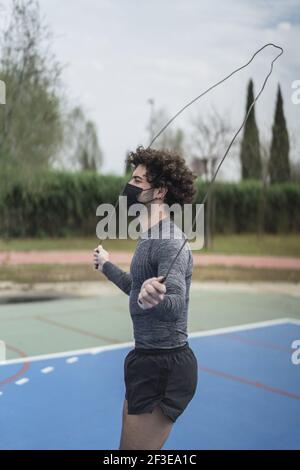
[1,317,299,367]
[1,341,134,366]
[15,378,29,385]
[285,317,300,325]
[189,318,300,338]
[41,367,54,374]
[66,357,78,364]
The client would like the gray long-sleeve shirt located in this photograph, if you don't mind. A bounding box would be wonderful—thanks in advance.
[101,216,193,349]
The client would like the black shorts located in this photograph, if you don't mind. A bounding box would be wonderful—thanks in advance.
[124,341,198,423]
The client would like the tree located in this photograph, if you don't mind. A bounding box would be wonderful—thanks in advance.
[189,106,236,248]
[60,106,103,172]
[0,0,64,178]
[189,106,235,180]
[146,100,185,156]
[240,79,262,180]
[268,84,290,183]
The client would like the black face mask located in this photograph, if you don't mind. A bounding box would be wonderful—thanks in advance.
[121,183,157,207]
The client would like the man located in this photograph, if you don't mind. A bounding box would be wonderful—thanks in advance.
[93,146,198,450]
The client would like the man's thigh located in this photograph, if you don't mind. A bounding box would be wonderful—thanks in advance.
[119,399,173,450]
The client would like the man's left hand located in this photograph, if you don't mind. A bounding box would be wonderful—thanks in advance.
[138,276,166,309]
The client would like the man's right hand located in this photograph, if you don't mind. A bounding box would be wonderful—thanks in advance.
[93,244,110,272]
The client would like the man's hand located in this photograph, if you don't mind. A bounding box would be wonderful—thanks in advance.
[93,244,109,272]
[138,276,166,310]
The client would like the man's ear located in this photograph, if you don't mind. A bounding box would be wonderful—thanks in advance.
[160,186,168,200]
[154,185,167,201]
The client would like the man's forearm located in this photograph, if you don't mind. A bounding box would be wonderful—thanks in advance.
[101,261,132,295]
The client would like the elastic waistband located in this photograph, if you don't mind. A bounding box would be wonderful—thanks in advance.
[134,341,189,355]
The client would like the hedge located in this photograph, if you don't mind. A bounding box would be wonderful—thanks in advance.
[0,171,299,237]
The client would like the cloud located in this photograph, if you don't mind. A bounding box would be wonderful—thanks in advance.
[277,21,292,31]
[3,0,298,176]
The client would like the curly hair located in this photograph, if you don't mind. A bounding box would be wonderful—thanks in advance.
[126,146,197,206]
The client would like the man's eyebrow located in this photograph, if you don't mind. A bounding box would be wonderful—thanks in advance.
[132,174,144,180]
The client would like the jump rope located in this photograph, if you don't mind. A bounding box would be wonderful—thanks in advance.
[96,43,284,283]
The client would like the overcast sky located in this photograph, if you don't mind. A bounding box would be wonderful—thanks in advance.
[1,0,299,179]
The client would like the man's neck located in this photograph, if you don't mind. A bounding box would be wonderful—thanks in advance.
[139,204,169,233]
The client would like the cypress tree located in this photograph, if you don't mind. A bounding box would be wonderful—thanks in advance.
[269,84,290,183]
[240,79,262,180]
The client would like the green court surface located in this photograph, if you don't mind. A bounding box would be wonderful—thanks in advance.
[1,281,299,360]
